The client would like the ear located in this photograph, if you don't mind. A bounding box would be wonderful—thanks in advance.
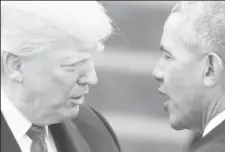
[2,51,24,82]
[203,52,223,87]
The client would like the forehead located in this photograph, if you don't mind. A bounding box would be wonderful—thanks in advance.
[52,37,103,53]
[32,38,104,63]
[164,13,181,32]
[161,13,196,62]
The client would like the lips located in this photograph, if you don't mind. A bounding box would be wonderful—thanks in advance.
[164,100,169,111]
[158,87,170,111]
[70,95,84,105]
[72,95,83,100]
[158,88,166,95]
[64,95,85,109]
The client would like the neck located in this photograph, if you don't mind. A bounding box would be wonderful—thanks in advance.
[2,80,23,106]
[201,90,225,134]
[1,80,30,120]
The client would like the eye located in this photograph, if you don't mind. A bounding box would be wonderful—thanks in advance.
[162,52,173,60]
[61,61,80,72]
[61,59,88,72]
[61,64,77,72]
[61,62,79,67]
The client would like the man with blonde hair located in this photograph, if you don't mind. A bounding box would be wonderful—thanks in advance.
[153,1,225,152]
[1,1,121,152]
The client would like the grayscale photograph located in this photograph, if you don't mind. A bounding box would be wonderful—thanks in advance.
[1,1,225,152]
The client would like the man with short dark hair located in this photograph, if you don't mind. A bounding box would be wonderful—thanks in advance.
[153,1,225,152]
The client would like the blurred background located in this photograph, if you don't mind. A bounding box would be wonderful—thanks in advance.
[85,1,193,152]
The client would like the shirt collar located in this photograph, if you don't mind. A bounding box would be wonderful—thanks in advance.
[1,89,32,142]
[203,110,225,137]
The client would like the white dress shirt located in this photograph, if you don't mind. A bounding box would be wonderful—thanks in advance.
[202,110,225,137]
[1,89,58,152]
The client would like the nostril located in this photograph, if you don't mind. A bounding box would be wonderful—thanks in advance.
[77,76,86,85]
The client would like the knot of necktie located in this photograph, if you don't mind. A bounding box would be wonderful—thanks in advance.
[26,124,48,152]
[27,124,46,141]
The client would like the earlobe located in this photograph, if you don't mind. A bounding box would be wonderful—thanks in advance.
[2,51,24,83]
[203,53,223,87]
[204,77,215,87]
[9,72,24,82]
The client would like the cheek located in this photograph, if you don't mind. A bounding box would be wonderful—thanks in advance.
[51,68,81,95]
[165,63,203,112]
[164,63,203,111]
[25,65,80,104]
[165,65,203,129]
[38,68,81,108]
[165,63,201,94]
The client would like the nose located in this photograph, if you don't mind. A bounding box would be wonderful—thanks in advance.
[152,65,164,82]
[77,69,98,86]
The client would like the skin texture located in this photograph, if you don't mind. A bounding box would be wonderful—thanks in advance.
[153,8,225,134]
[4,38,100,126]
[153,13,208,132]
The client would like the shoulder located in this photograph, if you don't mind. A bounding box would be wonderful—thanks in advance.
[189,120,225,152]
[193,139,225,152]
[191,131,225,152]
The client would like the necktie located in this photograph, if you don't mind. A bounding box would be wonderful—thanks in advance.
[26,124,48,152]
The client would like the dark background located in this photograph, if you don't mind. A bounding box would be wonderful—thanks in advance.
[85,2,193,152]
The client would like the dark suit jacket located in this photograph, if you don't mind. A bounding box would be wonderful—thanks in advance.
[189,120,225,152]
[1,103,121,152]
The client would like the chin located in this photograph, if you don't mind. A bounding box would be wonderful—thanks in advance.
[64,105,80,119]
[170,122,184,130]
[169,115,186,131]
[34,106,80,126]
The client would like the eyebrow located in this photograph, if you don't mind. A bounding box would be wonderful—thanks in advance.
[61,56,90,65]
[160,45,172,55]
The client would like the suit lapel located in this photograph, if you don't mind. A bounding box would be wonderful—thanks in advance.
[49,104,119,152]
[49,120,91,152]
[1,113,22,152]
[192,120,225,151]
[201,120,225,143]
[74,103,119,152]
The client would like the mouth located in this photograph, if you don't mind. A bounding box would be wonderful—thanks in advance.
[71,95,83,100]
[158,88,166,95]
[70,95,84,104]
[158,87,170,111]
[64,95,85,109]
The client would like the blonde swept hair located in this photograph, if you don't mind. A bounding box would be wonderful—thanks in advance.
[1,1,113,56]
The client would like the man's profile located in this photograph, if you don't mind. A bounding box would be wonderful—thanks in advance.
[153,1,225,152]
